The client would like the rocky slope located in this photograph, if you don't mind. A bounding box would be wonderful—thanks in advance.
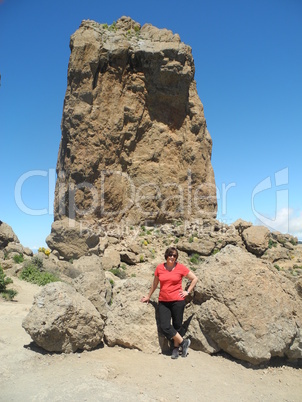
[2,219,302,365]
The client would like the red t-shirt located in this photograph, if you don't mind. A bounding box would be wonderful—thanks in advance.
[154,263,190,302]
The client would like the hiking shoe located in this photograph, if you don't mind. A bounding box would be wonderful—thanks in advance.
[181,338,191,358]
[171,347,179,359]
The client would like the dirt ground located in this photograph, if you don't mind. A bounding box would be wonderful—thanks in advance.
[1,277,302,402]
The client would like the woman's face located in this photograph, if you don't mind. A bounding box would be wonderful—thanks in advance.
[166,251,178,263]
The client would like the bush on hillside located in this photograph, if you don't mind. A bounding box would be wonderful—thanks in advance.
[19,257,60,286]
[0,265,18,301]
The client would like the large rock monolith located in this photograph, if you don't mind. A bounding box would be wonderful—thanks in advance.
[53,16,217,231]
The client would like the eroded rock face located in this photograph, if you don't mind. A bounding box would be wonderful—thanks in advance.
[54,16,217,228]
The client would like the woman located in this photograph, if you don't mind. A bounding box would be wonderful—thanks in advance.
[141,247,198,359]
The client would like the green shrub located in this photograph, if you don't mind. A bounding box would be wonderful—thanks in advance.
[211,248,220,255]
[290,238,298,246]
[32,255,43,270]
[274,264,281,271]
[13,253,24,264]
[1,289,18,301]
[0,266,13,291]
[190,254,200,264]
[149,249,156,259]
[0,266,17,300]
[108,22,117,32]
[109,268,126,279]
[20,264,60,286]
[268,239,277,249]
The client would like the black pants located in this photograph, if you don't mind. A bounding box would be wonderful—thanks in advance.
[158,300,186,340]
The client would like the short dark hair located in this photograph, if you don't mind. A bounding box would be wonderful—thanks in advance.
[164,247,178,260]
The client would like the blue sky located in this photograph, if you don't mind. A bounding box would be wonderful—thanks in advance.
[0,0,301,251]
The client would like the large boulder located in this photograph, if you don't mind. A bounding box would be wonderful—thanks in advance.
[104,277,164,353]
[100,247,121,271]
[189,245,302,364]
[73,271,112,319]
[22,282,104,353]
[46,218,99,260]
[0,221,19,249]
[241,225,270,256]
[261,242,290,262]
[233,218,252,235]
[53,16,217,228]
[177,238,216,256]
[72,254,103,274]
[40,254,79,281]
[4,242,33,257]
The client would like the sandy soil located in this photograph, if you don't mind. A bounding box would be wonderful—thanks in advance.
[1,276,302,402]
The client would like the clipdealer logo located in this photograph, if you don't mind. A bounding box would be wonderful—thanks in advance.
[14,167,290,233]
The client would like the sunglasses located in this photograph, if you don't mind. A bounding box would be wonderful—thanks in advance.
[168,253,177,258]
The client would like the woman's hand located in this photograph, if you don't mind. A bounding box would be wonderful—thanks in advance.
[140,296,150,303]
[179,289,190,298]
[141,276,159,303]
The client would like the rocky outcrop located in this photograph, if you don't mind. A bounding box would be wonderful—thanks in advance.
[53,16,217,230]
[22,282,104,353]
[0,221,33,270]
[20,217,302,365]
[0,221,19,249]
[97,244,302,364]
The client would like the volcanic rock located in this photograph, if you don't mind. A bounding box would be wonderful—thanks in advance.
[189,245,302,364]
[53,16,217,229]
[22,282,104,353]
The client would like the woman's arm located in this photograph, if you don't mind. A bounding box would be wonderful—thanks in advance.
[180,271,198,298]
[140,276,160,303]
